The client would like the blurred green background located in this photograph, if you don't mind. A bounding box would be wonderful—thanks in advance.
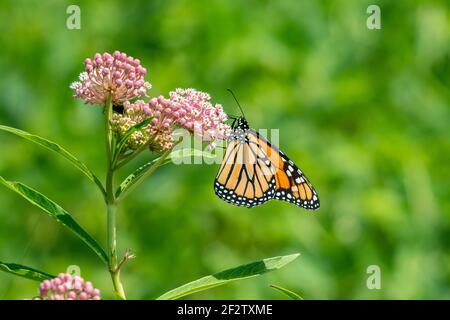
[0,0,449,299]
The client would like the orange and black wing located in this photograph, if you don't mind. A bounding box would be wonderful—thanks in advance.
[214,138,276,208]
[248,131,320,210]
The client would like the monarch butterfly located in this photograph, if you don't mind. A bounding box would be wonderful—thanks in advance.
[214,93,320,209]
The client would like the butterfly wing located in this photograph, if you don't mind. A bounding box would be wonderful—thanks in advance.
[250,131,320,210]
[215,118,320,210]
[214,137,276,208]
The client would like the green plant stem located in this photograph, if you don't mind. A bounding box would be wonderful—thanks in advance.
[114,143,148,170]
[104,94,127,300]
[107,203,116,265]
[107,202,126,299]
[115,139,182,202]
[105,96,113,164]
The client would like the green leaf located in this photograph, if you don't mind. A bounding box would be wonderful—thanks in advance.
[0,261,55,282]
[269,284,304,300]
[0,176,108,265]
[115,148,216,200]
[157,253,300,300]
[0,125,105,197]
[115,148,173,200]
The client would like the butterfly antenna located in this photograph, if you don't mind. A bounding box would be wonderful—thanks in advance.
[227,89,246,118]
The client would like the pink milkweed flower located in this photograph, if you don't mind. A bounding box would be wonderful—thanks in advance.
[36,273,101,300]
[167,88,230,141]
[111,89,231,153]
[70,51,151,105]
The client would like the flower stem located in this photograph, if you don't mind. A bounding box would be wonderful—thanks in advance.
[107,202,126,299]
[107,203,116,266]
[104,94,127,300]
[114,143,148,170]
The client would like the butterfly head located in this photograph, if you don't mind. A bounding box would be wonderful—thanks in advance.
[232,116,250,130]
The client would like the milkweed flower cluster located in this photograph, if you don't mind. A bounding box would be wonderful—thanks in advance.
[110,99,175,152]
[168,88,230,141]
[37,273,101,300]
[70,51,151,105]
[72,51,230,153]
[111,89,231,152]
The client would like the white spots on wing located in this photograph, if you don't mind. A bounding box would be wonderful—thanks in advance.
[214,179,277,208]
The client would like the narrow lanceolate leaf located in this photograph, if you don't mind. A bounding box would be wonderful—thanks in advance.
[0,261,54,282]
[115,148,217,200]
[0,176,108,265]
[115,148,173,200]
[157,253,300,300]
[269,284,304,300]
[0,125,105,197]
